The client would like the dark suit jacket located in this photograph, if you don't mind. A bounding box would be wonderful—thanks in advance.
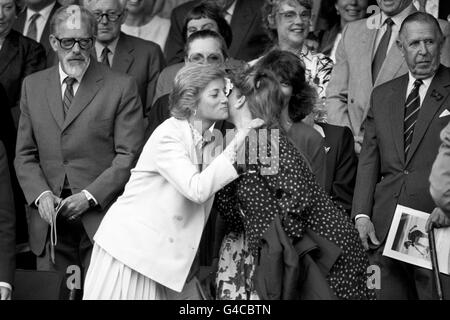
[13,1,61,67]
[164,0,269,65]
[0,141,15,286]
[287,122,327,188]
[0,30,46,112]
[14,61,145,255]
[0,85,16,164]
[438,0,450,20]
[352,65,450,243]
[318,123,357,214]
[111,33,166,118]
[318,24,340,57]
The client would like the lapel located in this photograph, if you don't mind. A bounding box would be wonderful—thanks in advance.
[46,66,64,129]
[388,74,410,164]
[375,43,406,86]
[111,33,135,74]
[229,0,253,54]
[62,61,104,131]
[13,10,26,34]
[0,31,19,76]
[406,65,450,164]
[360,18,378,84]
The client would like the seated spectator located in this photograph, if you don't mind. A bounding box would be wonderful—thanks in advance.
[318,0,369,62]
[121,0,171,51]
[83,0,166,121]
[256,0,334,100]
[164,0,269,66]
[154,2,232,102]
[0,140,15,300]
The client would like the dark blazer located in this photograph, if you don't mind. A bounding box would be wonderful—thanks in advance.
[352,65,450,243]
[13,1,61,67]
[438,1,450,20]
[111,32,166,118]
[0,30,46,111]
[287,122,327,188]
[14,61,145,255]
[164,0,269,65]
[318,123,357,214]
[0,141,16,286]
[0,85,16,164]
[318,24,340,57]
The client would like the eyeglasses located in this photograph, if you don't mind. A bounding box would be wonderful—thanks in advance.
[55,37,94,50]
[278,10,312,23]
[187,53,224,65]
[93,12,123,22]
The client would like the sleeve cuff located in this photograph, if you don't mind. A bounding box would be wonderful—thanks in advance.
[355,214,370,222]
[82,190,98,206]
[35,190,52,206]
[0,282,12,291]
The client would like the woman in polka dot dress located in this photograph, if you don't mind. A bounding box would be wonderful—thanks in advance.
[214,68,375,300]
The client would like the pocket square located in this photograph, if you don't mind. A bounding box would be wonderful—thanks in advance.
[440,109,450,118]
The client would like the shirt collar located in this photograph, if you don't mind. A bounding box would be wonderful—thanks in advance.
[380,3,415,27]
[58,59,90,86]
[407,71,435,89]
[95,35,120,59]
[226,0,237,16]
[188,121,216,148]
[26,1,56,22]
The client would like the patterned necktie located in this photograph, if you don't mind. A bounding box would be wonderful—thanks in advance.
[63,77,77,119]
[404,79,423,157]
[26,13,40,41]
[100,46,110,67]
[372,18,394,83]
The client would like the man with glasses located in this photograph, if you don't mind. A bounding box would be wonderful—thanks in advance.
[14,5,145,299]
[82,0,165,123]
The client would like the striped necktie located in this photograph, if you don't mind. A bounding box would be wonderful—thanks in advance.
[63,77,77,119]
[404,79,423,157]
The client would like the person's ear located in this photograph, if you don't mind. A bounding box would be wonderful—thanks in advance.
[396,39,404,57]
[235,95,246,109]
[267,13,277,30]
[49,35,59,52]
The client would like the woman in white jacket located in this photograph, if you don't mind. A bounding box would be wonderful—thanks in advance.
[83,64,262,300]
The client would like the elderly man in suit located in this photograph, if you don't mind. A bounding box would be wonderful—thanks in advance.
[164,0,269,65]
[428,122,450,223]
[13,0,61,66]
[0,141,15,300]
[14,5,145,298]
[82,0,165,121]
[353,12,450,299]
[326,0,450,154]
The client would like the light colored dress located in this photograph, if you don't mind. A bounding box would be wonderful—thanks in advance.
[121,15,170,51]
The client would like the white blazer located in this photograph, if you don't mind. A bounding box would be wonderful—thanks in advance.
[94,117,238,292]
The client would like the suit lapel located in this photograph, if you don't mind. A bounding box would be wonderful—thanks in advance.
[229,0,253,54]
[375,44,406,86]
[406,66,450,164]
[389,75,409,163]
[363,23,378,84]
[0,32,19,76]
[46,67,64,129]
[111,33,134,74]
[62,61,103,131]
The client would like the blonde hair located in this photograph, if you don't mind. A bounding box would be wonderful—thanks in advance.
[169,64,226,119]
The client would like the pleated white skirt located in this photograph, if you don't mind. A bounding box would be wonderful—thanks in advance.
[83,243,167,300]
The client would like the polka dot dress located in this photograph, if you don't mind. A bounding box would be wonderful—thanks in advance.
[216,131,375,300]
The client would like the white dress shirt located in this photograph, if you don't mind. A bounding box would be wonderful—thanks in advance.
[355,72,435,222]
[373,4,415,58]
[35,61,98,206]
[23,1,56,42]
[224,0,237,24]
[95,37,119,66]
[121,15,170,51]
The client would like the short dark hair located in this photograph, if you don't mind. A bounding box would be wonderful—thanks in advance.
[399,12,443,42]
[182,2,233,49]
[255,50,317,122]
[184,29,229,59]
